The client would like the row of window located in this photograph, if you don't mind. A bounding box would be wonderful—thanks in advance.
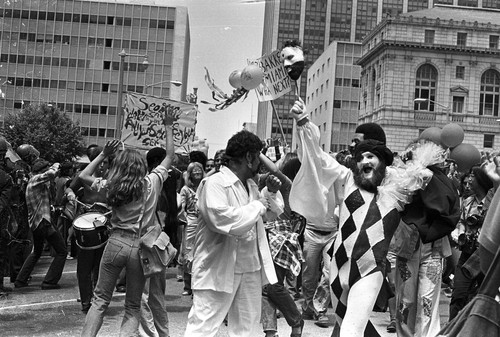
[6,76,143,96]
[0,32,148,51]
[412,65,500,115]
[0,54,147,72]
[4,99,118,116]
[334,77,361,87]
[0,9,174,29]
[81,127,115,138]
[424,29,500,49]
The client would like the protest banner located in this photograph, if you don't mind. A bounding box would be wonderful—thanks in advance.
[248,50,292,102]
[121,92,198,152]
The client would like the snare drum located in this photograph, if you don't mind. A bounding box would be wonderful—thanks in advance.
[73,212,109,250]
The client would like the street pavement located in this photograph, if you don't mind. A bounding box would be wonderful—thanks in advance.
[0,255,451,336]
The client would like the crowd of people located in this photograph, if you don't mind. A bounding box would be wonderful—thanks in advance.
[1,96,500,336]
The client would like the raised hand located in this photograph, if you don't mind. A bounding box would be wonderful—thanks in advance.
[290,97,308,121]
[266,174,282,193]
[103,139,121,157]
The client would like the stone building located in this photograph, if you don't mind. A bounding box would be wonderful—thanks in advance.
[357,5,500,153]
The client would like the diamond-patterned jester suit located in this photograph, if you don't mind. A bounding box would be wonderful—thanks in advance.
[290,120,435,336]
[329,175,401,335]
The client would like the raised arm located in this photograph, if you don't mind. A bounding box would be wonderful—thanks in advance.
[259,153,287,185]
[79,140,120,186]
[159,114,175,171]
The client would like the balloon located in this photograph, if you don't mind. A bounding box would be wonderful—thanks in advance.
[240,64,264,90]
[441,123,464,148]
[419,127,442,145]
[228,70,242,89]
[450,143,481,173]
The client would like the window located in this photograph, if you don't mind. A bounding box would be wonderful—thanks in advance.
[456,66,465,79]
[489,35,499,49]
[334,100,341,108]
[452,96,465,113]
[484,134,494,148]
[352,79,360,87]
[457,32,467,47]
[414,64,438,111]
[424,30,435,44]
[479,69,500,116]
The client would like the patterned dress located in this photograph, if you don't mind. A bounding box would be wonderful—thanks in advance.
[329,175,400,334]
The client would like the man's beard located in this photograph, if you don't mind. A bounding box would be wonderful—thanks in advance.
[353,163,386,193]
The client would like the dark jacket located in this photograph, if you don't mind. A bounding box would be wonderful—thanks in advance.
[401,165,460,244]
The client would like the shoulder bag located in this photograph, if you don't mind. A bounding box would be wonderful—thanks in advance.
[138,188,178,278]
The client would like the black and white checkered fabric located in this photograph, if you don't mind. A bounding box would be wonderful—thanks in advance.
[330,185,400,325]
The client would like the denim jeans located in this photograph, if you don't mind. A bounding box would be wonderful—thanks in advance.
[139,270,169,337]
[16,219,67,285]
[77,245,105,309]
[262,263,302,332]
[301,228,336,315]
[82,231,145,337]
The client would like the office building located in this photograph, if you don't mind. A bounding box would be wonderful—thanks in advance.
[258,0,498,150]
[357,5,500,153]
[0,0,190,146]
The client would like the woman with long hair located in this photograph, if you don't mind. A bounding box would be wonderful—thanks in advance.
[179,161,205,295]
[79,117,174,337]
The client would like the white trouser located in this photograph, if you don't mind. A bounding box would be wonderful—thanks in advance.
[184,270,262,337]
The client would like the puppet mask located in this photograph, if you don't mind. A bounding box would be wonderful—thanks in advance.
[281,46,304,80]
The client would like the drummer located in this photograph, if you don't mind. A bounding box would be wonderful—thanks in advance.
[66,146,112,313]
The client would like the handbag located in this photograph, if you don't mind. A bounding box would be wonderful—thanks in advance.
[138,197,178,278]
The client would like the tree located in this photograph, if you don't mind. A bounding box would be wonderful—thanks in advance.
[2,103,85,163]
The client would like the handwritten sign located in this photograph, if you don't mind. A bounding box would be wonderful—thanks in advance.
[121,93,198,151]
[248,50,292,102]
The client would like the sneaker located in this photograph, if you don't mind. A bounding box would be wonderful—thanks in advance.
[66,255,75,260]
[182,290,192,296]
[444,287,453,298]
[314,314,332,328]
[116,285,126,293]
[387,320,396,333]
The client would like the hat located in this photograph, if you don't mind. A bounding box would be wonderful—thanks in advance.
[32,158,50,173]
[472,167,493,192]
[355,123,386,144]
[354,139,394,166]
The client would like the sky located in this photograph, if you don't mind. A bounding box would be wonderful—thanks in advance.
[168,0,266,157]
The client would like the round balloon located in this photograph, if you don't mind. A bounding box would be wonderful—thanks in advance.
[449,143,481,173]
[228,70,242,89]
[441,123,464,148]
[419,127,442,145]
[241,64,264,90]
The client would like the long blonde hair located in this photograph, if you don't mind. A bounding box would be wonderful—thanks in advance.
[185,161,205,189]
[106,149,148,207]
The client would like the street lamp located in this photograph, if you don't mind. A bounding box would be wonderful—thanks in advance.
[414,97,450,121]
[143,80,183,94]
[116,49,149,139]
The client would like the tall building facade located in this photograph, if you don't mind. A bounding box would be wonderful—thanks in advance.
[0,0,190,146]
[258,0,499,150]
[357,5,500,153]
[305,41,362,153]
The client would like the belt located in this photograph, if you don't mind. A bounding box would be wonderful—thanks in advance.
[110,228,140,240]
[309,228,335,236]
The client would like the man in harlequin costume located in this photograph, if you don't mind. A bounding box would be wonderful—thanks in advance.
[289,98,441,336]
